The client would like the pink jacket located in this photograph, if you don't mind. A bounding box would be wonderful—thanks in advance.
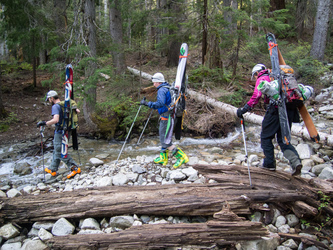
[247,70,271,108]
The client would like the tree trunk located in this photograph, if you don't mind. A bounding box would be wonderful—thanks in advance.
[296,0,308,40]
[310,0,332,61]
[82,0,98,130]
[127,67,333,146]
[47,216,268,249]
[1,164,332,224]
[109,0,126,74]
[202,0,208,65]
[270,0,286,11]
[0,64,7,119]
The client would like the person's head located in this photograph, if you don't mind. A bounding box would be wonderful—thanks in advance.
[45,90,59,103]
[251,64,266,80]
[152,72,165,88]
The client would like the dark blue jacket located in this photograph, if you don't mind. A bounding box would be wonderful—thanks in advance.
[148,82,171,117]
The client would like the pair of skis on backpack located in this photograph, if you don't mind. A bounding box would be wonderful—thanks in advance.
[266,33,320,144]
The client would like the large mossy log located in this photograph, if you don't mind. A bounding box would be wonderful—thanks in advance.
[1,165,332,224]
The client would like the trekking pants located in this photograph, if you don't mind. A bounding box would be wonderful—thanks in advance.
[159,118,173,149]
[50,133,77,172]
[261,106,301,168]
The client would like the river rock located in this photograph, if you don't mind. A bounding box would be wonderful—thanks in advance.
[21,239,47,250]
[78,229,104,235]
[311,163,331,175]
[6,189,21,198]
[237,233,280,250]
[38,228,53,241]
[275,215,286,228]
[132,164,146,174]
[318,167,333,180]
[109,216,134,229]
[319,148,333,158]
[285,214,299,227]
[1,242,22,250]
[282,238,298,249]
[0,224,20,240]
[95,176,113,187]
[278,224,290,233]
[112,173,129,186]
[181,167,198,177]
[0,190,6,197]
[51,218,75,236]
[32,222,54,231]
[81,218,100,230]
[296,144,312,159]
[89,158,104,166]
[14,162,32,175]
[168,170,186,181]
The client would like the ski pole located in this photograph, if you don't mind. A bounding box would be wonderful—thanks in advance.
[116,104,143,163]
[40,126,45,182]
[241,118,252,187]
[137,109,153,145]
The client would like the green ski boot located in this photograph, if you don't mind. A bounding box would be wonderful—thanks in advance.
[154,150,169,166]
[172,147,189,169]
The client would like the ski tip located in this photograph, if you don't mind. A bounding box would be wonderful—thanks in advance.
[66,64,73,69]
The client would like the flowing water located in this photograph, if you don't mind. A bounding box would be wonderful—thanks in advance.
[0,125,263,186]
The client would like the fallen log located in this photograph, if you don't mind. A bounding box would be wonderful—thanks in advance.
[47,208,269,249]
[127,66,333,146]
[1,165,332,224]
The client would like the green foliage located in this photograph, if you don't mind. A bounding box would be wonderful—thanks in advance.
[218,87,247,107]
[0,112,18,132]
[296,57,329,85]
[317,191,331,211]
[189,65,224,86]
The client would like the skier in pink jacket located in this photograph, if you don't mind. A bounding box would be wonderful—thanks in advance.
[237,64,302,176]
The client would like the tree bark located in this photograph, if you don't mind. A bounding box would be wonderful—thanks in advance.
[310,0,332,61]
[127,67,333,146]
[1,165,332,224]
[270,0,286,11]
[82,0,98,130]
[202,0,208,65]
[109,0,126,74]
[296,0,307,40]
[47,216,268,249]
[0,64,7,119]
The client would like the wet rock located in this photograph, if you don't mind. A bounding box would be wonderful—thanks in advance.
[89,158,104,167]
[0,224,20,240]
[51,218,75,236]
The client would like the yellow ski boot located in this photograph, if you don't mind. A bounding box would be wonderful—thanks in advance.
[172,147,189,169]
[154,150,169,166]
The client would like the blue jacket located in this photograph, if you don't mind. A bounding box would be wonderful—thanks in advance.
[148,82,171,117]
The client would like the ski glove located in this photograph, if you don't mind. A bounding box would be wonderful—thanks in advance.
[236,104,251,118]
[37,121,46,127]
[140,98,149,106]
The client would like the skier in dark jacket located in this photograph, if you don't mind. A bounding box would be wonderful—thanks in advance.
[237,64,302,175]
[37,90,81,179]
[140,72,189,168]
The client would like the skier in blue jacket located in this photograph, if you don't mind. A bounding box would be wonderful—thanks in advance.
[140,72,189,168]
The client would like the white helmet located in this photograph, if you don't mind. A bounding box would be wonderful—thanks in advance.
[251,64,266,79]
[152,72,165,83]
[45,90,58,101]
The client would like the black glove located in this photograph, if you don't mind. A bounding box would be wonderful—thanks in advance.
[236,104,251,118]
[140,98,148,106]
[37,121,46,127]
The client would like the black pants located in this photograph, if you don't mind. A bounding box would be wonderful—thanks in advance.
[261,106,301,168]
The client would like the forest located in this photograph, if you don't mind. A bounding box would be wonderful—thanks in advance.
[0,0,332,139]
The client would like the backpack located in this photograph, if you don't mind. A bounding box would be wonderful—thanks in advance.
[59,100,79,130]
[162,80,187,118]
